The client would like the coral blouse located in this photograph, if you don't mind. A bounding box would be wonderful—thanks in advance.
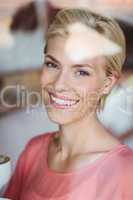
[4,132,133,200]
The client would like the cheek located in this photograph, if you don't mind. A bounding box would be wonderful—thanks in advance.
[77,82,102,107]
[77,78,102,96]
[40,69,57,86]
[76,74,103,89]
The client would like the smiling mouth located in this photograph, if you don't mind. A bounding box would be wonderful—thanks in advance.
[48,92,80,109]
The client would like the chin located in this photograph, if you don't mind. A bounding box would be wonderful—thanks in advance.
[46,108,83,125]
[44,97,96,125]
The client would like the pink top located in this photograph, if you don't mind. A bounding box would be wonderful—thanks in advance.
[4,132,133,200]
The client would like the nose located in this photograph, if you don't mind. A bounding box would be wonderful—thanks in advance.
[53,71,69,92]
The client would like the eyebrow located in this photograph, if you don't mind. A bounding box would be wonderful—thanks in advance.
[72,64,94,69]
[45,54,94,70]
[45,55,61,65]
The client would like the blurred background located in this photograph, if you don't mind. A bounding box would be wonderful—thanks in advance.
[0,0,133,180]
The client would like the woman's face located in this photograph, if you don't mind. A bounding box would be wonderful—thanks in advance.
[41,36,108,125]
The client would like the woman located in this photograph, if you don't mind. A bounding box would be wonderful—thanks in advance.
[4,8,133,199]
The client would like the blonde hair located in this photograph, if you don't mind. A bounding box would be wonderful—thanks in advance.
[45,8,126,110]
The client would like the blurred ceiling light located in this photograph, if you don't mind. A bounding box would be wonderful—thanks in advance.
[48,0,133,10]
[48,0,133,24]
[0,17,14,48]
[48,0,91,8]
[65,22,122,62]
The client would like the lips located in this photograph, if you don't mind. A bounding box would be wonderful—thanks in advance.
[49,92,79,101]
[48,92,79,108]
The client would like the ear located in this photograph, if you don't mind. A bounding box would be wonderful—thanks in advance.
[102,74,118,95]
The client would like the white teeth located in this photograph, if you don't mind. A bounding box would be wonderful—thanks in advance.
[51,95,77,106]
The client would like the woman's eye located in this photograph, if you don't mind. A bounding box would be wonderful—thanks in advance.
[44,61,58,69]
[76,70,90,76]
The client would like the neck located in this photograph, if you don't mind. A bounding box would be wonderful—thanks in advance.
[56,112,119,159]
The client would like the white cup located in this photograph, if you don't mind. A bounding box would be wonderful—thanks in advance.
[0,155,11,190]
